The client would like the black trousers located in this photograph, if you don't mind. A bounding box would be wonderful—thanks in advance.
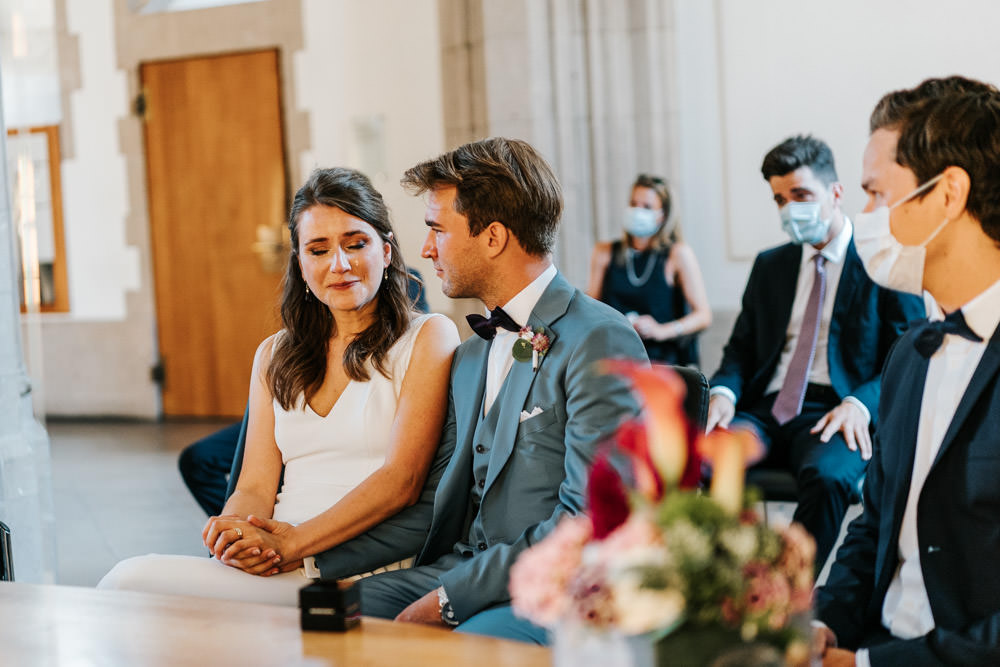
[735,390,867,569]
[178,422,241,516]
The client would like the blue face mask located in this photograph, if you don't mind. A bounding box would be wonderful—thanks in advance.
[624,207,661,238]
[780,201,831,245]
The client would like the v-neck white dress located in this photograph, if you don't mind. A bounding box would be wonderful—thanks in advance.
[272,313,435,525]
[97,313,440,606]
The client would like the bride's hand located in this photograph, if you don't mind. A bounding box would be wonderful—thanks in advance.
[202,514,249,557]
[220,515,297,572]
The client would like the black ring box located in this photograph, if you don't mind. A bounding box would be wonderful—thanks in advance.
[300,579,361,631]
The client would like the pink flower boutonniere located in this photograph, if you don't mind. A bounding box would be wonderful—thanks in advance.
[512,326,550,371]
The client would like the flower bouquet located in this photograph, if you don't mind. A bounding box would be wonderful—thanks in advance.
[510,363,815,667]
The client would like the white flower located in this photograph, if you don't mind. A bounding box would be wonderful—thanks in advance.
[719,524,758,563]
[611,573,685,635]
[666,519,712,563]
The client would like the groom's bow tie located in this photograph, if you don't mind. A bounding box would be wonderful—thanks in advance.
[467,307,521,341]
[913,309,983,358]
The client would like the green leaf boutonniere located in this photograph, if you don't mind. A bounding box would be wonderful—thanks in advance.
[512,326,551,371]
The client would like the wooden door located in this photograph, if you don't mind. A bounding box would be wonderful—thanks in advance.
[142,49,286,417]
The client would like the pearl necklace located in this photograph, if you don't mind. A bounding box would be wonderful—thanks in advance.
[625,248,657,287]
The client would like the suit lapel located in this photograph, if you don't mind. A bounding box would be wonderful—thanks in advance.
[482,273,574,495]
[453,337,490,452]
[879,340,930,574]
[932,324,1000,468]
[769,244,802,341]
[830,242,862,329]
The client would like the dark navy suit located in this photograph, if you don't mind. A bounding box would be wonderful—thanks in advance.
[816,322,1000,665]
[710,239,924,565]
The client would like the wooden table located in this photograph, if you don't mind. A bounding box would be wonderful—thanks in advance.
[0,582,552,666]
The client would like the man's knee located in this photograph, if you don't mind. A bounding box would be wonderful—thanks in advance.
[456,605,549,646]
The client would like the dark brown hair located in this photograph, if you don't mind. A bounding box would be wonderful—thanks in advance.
[268,168,411,410]
[870,75,1000,243]
[400,137,563,256]
[760,134,838,186]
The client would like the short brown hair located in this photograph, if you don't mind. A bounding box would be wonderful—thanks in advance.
[870,76,1000,243]
[401,137,563,255]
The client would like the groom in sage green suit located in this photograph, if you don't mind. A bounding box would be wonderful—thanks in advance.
[351,137,647,644]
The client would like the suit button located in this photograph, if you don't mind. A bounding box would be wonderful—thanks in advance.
[475,444,485,454]
[477,542,487,551]
[477,479,485,489]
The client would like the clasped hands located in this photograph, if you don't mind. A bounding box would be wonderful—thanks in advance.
[631,314,683,341]
[201,514,303,576]
[706,394,872,460]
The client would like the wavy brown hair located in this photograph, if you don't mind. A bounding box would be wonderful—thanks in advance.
[267,168,412,410]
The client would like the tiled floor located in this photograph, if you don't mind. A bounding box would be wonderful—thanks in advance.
[48,418,232,586]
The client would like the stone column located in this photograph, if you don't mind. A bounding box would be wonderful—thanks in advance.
[0,63,57,584]
[438,0,680,288]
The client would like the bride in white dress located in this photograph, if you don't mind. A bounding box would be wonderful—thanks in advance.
[99,168,459,605]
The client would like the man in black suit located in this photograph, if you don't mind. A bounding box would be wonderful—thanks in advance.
[815,76,1000,666]
[706,135,924,569]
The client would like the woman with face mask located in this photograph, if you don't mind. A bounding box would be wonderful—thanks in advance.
[586,174,712,366]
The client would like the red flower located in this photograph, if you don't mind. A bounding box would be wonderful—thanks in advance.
[587,451,632,539]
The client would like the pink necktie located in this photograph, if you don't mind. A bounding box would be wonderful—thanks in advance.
[772,254,826,424]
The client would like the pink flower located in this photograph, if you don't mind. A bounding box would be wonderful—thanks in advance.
[566,563,616,628]
[510,515,592,626]
[741,563,792,630]
[779,523,816,612]
[601,513,662,554]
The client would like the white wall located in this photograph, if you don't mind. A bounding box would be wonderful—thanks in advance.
[673,0,1000,311]
[296,0,447,314]
[29,0,445,416]
[62,0,139,321]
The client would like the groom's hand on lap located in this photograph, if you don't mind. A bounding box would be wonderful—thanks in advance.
[395,589,448,627]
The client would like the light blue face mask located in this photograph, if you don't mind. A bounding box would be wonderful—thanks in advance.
[624,207,661,238]
[780,201,831,245]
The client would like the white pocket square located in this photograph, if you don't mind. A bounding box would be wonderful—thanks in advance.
[519,406,544,423]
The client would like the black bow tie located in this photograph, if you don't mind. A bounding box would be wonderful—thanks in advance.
[466,307,521,341]
[913,309,983,358]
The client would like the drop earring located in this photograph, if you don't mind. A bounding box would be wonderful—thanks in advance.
[304,284,311,297]
[384,267,389,280]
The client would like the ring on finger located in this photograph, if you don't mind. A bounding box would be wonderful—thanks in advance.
[235,527,243,539]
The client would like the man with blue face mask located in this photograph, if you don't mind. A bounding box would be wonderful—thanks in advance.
[815,77,1000,667]
[707,135,924,571]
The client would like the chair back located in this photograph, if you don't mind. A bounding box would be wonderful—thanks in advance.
[669,364,709,433]
[0,520,13,581]
[224,405,251,502]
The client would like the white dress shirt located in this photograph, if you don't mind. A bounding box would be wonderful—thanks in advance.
[712,219,867,419]
[764,217,852,396]
[855,276,1000,667]
[483,264,557,415]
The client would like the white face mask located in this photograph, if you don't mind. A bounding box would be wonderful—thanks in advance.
[624,207,661,238]
[854,173,948,295]
[779,201,831,245]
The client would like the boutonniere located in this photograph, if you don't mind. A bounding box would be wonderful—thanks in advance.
[512,326,550,371]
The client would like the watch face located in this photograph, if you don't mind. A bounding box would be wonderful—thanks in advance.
[443,603,459,626]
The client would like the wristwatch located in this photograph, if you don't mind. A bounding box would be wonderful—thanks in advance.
[437,587,459,626]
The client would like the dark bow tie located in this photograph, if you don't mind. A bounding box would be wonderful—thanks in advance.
[466,307,521,341]
[913,309,983,358]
